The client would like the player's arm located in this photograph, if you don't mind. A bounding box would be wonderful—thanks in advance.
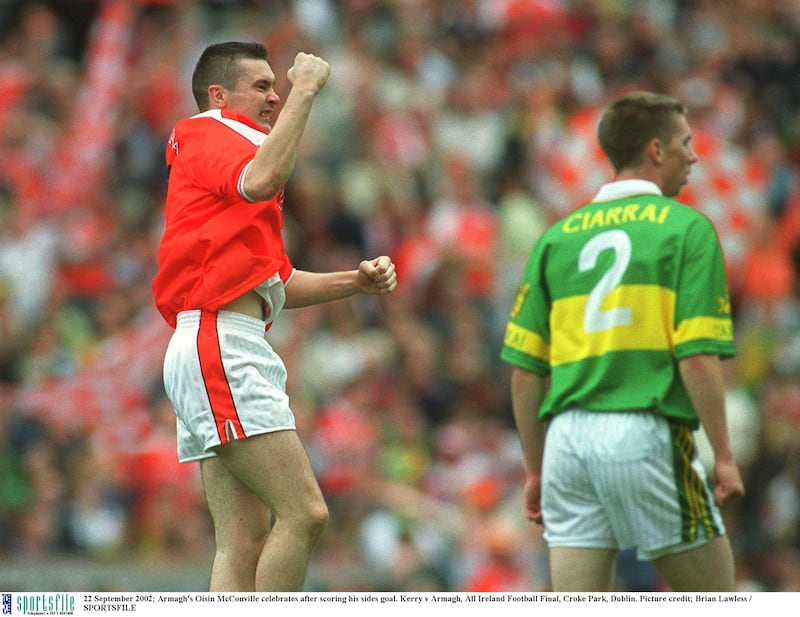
[510,366,548,524]
[678,353,744,506]
[243,53,330,200]
[284,256,397,308]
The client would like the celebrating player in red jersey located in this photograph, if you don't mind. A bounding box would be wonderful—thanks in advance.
[153,42,397,591]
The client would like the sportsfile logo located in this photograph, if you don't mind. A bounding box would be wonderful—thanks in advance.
[3,594,75,615]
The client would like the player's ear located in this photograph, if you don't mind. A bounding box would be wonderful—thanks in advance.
[646,137,663,165]
[208,84,226,109]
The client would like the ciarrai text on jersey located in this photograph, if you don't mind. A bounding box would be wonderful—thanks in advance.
[561,202,671,233]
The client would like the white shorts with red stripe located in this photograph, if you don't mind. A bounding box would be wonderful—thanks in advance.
[163,309,296,463]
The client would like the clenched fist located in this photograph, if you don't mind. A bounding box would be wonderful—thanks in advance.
[358,256,398,295]
[288,52,330,94]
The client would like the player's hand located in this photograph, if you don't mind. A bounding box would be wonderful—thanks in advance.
[287,52,330,93]
[712,458,745,507]
[358,256,397,295]
[523,473,543,526]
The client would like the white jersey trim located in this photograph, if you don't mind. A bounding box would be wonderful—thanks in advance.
[592,179,662,202]
[193,109,267,146]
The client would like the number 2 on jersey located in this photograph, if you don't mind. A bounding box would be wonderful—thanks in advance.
[578,230,633,333]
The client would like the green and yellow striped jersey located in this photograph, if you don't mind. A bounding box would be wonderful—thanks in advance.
[501,183,735,428]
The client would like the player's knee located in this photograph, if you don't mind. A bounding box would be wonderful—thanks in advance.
[275,492,328,540]
[302,498,329,542]
[215,525,269,565]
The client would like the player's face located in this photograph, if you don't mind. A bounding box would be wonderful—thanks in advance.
[660,114,698,198]
[225,58,280,130]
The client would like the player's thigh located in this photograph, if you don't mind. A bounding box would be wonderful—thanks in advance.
[549,547,618,592]
[214,430,326,520]
[201,454,271,543]
[652,535,736,592]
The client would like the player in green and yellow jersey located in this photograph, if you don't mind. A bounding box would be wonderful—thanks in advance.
[501,91,744,592]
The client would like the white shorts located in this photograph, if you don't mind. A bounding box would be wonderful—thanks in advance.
[163,309,296,463]
[541,410,726,562]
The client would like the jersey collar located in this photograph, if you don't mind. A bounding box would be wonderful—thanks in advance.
[592,179,662,202]
[192,109,269,135]
[220,109,269,134]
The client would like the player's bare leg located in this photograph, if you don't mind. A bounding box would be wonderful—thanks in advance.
[653,535,736,591]
[201,430,329,591]
[549,547,618,591]
[202,456,270,590]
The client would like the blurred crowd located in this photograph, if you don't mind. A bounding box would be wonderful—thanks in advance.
[1,0,799,592]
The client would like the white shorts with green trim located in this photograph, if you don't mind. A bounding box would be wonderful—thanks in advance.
[541,409,726,561]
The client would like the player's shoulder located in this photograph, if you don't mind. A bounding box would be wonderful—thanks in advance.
[171,113,260,160]
[174,113,229,137]
[170,114,217,147]
[664,197,719,229]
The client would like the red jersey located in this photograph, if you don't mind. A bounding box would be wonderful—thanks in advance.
[153,109,294,328]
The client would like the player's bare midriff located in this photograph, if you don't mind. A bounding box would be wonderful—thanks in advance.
[219,289,269,321]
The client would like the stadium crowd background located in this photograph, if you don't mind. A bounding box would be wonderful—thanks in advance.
[1,0,799,592]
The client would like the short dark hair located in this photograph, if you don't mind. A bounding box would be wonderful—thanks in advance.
[191,41,269,111]
[597,91,688,172]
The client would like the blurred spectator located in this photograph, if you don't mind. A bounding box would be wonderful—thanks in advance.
[0,193,60,328]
